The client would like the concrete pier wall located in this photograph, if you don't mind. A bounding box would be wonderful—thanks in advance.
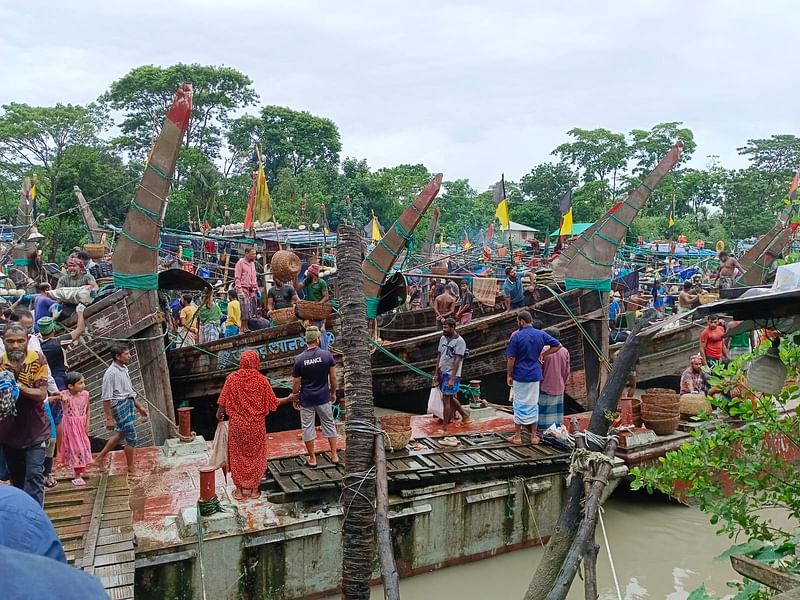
[136,473,567,599]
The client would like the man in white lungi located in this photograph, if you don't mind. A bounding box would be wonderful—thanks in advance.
[506,310,561,445]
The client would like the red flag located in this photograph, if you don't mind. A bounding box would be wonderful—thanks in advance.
[609,200,623,214]
[243,171,257,229]
[486,223,495,241]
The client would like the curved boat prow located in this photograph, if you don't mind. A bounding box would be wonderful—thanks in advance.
[362,173,443,317]
[112,83,193,290]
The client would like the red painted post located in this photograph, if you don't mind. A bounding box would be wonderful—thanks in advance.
[177,406,193,439]
[199,466,217,502]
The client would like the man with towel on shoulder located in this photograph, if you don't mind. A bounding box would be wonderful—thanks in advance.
[506,310,561,445]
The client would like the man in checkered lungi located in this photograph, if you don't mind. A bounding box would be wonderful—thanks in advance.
[538,326,570,431]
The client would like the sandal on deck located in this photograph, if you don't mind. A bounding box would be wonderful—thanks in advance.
[44,476,57,488]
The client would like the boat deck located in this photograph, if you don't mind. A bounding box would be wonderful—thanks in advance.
[44,473,135,599]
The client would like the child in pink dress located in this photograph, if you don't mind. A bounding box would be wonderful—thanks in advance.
[59,371,93,486]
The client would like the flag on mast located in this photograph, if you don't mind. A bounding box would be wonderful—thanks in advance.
[558,188,573,236]
[667,193,676,233]
[254,146,273,223]
[493,175,510,229]
[371,214,382,242]
[463,230,472,250]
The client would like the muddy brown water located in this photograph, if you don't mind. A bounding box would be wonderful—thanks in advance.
[326,487,738,600]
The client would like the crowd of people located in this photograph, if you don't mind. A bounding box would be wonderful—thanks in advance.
[170,246,331,348]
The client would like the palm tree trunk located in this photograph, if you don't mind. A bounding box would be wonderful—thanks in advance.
[337,224,377,599]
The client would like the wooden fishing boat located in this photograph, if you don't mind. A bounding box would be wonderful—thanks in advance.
[736,173,798,286]
[166,175,444,407]
[371,287,598,404]
[59,84,193,446]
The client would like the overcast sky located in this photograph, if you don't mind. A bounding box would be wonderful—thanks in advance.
[1,1,797,189]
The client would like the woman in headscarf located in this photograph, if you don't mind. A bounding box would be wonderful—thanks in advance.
[215,350,289,500]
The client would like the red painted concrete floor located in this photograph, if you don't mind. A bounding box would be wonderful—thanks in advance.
[51,411,519,551]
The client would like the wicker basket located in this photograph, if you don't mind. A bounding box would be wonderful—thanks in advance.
[380,413,412,451]
[698,293,719,305]
[297,300,332,321]
[83,243,106,260]
[643,416,680,435]
[430,266,447,276]
[679,393,712,418]
[271,307,297,325]
[271,250,301,282]
[642,407,680,420]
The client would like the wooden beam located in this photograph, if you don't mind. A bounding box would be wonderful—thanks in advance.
[73,185,104,243]
[730,555,800,592]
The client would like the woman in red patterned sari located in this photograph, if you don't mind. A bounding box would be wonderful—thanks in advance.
[215,350,286,500]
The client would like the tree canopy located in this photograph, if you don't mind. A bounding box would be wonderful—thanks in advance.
[0,62,797,260]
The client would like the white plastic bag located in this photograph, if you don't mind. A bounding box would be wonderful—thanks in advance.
[209,420,229,478]
[427,386,443,419]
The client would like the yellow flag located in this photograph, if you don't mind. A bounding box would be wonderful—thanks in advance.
[371,216,382,241]
[560,208,573,236]
[493,176,510,229]
[254,161,273,223]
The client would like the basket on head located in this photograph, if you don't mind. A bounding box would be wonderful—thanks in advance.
[271,307,297,325]
[380,413,412,451]
[642,416,680,435]
[271,250,301,282]
[698,293,719,305]
[430,266,447,276]
[297,300,332,321]
[83,243,106,260]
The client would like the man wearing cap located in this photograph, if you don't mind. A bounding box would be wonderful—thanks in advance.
[289,326,339,467]
[680,354,707,394]
[295,264,329,349]
[296,263,329,303]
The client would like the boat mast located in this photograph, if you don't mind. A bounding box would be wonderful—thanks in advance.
[73,185,104,243]
[421,206,440,258]
[112,83,192,289]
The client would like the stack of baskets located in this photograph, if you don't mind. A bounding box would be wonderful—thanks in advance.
[380,413,412,451]
[641,388,680,435]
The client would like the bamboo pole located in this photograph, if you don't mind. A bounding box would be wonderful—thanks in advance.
[374,432,400,600]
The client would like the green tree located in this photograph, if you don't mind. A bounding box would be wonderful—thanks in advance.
[0,102,105,218]
[719,168,779,240]
[628,121,696,174]
[552,127,630,194]
[515,162,574,233]
[737,134,800,180]
[437,179,493,242]
[101,64,258,158]
[246,105,342,184]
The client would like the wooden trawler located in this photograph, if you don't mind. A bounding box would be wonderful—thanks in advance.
[372,142,689,408]
[54,85,195,446]
[166,175,444,413]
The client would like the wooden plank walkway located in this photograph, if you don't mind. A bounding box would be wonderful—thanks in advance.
[267,432,570,501]
[44,474,135,600]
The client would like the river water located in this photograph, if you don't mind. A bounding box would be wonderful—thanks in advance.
[336,487,738,600]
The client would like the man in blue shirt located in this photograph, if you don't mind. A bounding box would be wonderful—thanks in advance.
[609,291,623,328]
[502,267,525,312]
[506,310,561,445]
